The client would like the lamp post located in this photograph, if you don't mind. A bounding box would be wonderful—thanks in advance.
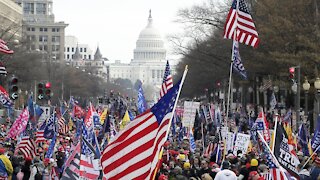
[314,77,320,129]
[302,78,310,116]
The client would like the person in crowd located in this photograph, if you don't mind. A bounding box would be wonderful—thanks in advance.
[310,156,320,180]
[21,157,32,180]
[214,161,237,180]
[238,156,249,180]
[0,148,13,180]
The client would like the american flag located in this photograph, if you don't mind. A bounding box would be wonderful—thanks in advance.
[159,60,173,98]
[101,79,181,180]
[61,142,81,180]
[204,142,216,157]
[80,124,100,179]
[0,39,14,54]
[0,62,7,75]
[223,0,259,48]
[58,117,69,135]
[35,122,46,143]
[15,136,37,159]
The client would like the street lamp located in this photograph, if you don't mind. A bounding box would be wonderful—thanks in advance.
[302,78,310,115]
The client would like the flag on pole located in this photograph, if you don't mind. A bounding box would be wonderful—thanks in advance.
[0,85,13,108]
[44,113,56,139]
[0,62,7,75]
[101,79,182,180]
[7,108,29,139]
[311,114,320,151]
[189,130,196,153]
[255,110,270,144]
[137,85,148,114]
[298,124,309,156]
[274,124,300,179]
[159,60,173,98]
[15,136,37,159]
[61,142,81,180]
[36,122,46,143]
[119,110,130,130]
[223,0,260,47]
[0,39,14,54]
[232,40,247,79]
[45,134,56,158]
[270,92,277,110]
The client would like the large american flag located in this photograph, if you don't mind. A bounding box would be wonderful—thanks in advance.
[223,0,259,48]
[15,136,37,159]
[159,60,173,98]
[101,79,181,180]
[0,39,14,54]
[36,122,46,143]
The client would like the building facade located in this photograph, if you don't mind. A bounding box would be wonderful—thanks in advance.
[17,0,67,62]
[64,35,93,61]
[0,0,22,39]
[109,11,174,89]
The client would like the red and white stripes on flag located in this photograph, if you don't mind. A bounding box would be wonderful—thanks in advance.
[79,155,100,180]
[204,142,216,157]
[58,117,69,135]
[35,129,46,143]
[223,0,259,48]
[0,39,14,54]
[269,168,287,180]
[0,62,7,75]
[15,136,37,159]
[159,60,173,98]
[101,79,181,180]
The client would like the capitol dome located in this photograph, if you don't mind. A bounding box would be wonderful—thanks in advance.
[133,10,166,62]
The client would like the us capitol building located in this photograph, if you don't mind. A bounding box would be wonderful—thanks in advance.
[108,10,174,92]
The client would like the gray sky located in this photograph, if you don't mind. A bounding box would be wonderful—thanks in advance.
[53,0,202,63]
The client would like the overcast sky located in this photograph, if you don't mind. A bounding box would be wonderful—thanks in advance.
[53,0,204,63]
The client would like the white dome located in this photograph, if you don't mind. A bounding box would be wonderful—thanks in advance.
[138,11,162,40]
[133,10,166,62]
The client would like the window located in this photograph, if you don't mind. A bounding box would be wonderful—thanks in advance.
[72,48,74,52]
[51,36,60,42]
[84,55,87,59]
[67,47,70,52]
[39,35,48,42]
[36,3,46,15]
[39,28,47,32]
[39,45,47,51]
[80,48,82,52]
[56,28,60,32]
[27,27,31,31]
[52,28,56,32]
[67,54,70,59]
[39,27,43,31]
[88,55,91,59]
[31,27,35,31]
[152,70,155,78]
[52,45,60,51]
[157,70,160,78]
[84,48,87,52]
[24,3,34,14]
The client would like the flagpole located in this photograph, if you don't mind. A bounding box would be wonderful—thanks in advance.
[300,143,320,170]
[271,114,279,153]
[226,0,240,128]
[257,131,288,179]
[151,65,188,180]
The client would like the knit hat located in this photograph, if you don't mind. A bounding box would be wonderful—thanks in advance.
[183,162,191,169]
[250,159,259,167]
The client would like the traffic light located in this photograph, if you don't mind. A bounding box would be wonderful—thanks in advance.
[45,82,52,99]
[289,67,295,82]
[37,82,45,100]
[9,76,18,100]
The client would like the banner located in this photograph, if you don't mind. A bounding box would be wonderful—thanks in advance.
[312,115,320,151]
[7,108,29,139]
[274,124,299,178]
[182,101,200,128]
[233,133,250,155]
[0,86,13,108]
[226,132,235,152]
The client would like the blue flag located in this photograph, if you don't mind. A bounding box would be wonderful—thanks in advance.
[137,85,148,114]
[45,134,56,158]
[34,105,44,120]
[44,113,56,139]
[27,95,34,117]
[232,40,247,79]
[298,124,309,156]
[312,115,320,151]
[189,131,196,153]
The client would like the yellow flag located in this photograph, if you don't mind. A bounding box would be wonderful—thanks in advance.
[270,130,275,150]
[120,110,130,130]
[308,140,314,158]
[100,108,108,124]
[68,118,74,131]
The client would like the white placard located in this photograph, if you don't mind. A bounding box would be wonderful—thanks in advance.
[39,106,50,122]
[182,101,200,128]
[226,132,235,152]
[233,133,250,155]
